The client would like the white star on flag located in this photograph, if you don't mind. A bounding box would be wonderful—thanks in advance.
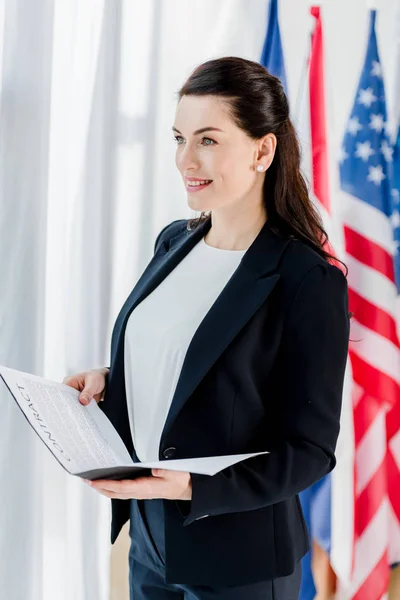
[369,113,386,133]
[384,121,392,137]
[392,189,400,205]
[367,164,386,185]
[338,147,349,163]
[348,117,363,135]
[371,60,382,78]
[358,87,377,107]
[391,211,400,229]
[381,140,394,162]
[391,240,400,255]
[355,141,375,162]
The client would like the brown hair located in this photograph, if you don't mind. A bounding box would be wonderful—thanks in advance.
[176,56,352,317]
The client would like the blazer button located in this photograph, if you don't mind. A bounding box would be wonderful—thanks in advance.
[163,446,176,459]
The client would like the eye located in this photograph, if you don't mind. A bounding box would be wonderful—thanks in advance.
[201,137,216,146]
[172,135,216,146]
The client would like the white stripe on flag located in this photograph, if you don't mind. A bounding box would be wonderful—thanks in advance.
[355,410,386,495]
[349,320,400,385]
[346,256,399,317]
[331,358,355,584]
[346,498,389,597]
[341,193,396,256]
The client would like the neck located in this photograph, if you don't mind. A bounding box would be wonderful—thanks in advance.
[203,210,268,251]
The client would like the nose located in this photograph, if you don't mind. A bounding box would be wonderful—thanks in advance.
[176,143,200,173]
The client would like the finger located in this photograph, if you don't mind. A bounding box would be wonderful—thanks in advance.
[79,390,93,405]
[152,469,183,479]
[151,469,171,477]
[90,477,154,487]
[92,485,162,500]
[90,488,137,499]
[90,476,157,493]
[79,375,98,404]
[88,479,123,491]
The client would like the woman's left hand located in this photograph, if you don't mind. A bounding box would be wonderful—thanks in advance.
[83,469,192,500]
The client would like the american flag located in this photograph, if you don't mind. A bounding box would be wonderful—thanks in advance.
[390,2,400,296]
[386,12,400,571]
[391,110,400,293]
[339,9,400,599]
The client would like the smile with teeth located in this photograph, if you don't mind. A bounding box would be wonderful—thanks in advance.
[186,179,213,187]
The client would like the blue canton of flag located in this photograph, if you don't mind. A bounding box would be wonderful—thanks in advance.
[340,10,393,217]
[391,127,400,290]
[260,0,288,96]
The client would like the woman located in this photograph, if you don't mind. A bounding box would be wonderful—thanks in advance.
[64,56,350,599]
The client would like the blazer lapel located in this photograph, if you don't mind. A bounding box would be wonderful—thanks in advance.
[110,220,208,362]
[159,218,290,447]
[111,216,291,459]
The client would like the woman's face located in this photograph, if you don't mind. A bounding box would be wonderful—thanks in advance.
[173,95,274,214]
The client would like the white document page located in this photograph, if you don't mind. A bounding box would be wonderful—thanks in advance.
[0,365,269,480]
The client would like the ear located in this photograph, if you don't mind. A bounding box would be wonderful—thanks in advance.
[256,133,277,171]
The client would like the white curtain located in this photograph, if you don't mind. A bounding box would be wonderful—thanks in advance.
[1,1,400,599]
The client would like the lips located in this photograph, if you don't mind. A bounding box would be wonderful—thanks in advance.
[185,180,213,192]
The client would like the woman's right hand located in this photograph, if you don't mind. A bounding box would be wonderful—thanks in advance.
[62,368,109,405]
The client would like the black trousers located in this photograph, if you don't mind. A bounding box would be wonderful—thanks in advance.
[128,498,302,599]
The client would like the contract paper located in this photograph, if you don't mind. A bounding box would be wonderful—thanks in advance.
[0,365,269,481]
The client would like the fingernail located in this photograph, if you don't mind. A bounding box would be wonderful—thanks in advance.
[80,395,89,403]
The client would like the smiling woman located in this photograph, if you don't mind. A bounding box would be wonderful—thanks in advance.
[87,55,350,600]
[172,58,349,276]
[170,92,278,238]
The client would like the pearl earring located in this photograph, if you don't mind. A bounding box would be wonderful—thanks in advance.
[256,165,264,172]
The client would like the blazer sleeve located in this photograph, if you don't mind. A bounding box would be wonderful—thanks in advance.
[181,262,350,527]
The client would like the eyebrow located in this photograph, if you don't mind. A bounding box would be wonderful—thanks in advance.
[172,126,224,136]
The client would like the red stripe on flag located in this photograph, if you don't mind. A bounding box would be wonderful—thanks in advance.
[344,225,396,282]
[353,393,381,445]
[349,350,399,411]
[386,403,400,441]
[350,552,389,600]
[354,460,387,537]
[348,288,399,346]
[386,405,400,523]
[387,450,400,522]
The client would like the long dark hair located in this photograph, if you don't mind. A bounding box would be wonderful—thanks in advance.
[176,56,351,286]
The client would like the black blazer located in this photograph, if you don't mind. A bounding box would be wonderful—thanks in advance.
[99,216,350,587]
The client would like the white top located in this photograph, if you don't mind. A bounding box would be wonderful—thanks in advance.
[124,235,246,462]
